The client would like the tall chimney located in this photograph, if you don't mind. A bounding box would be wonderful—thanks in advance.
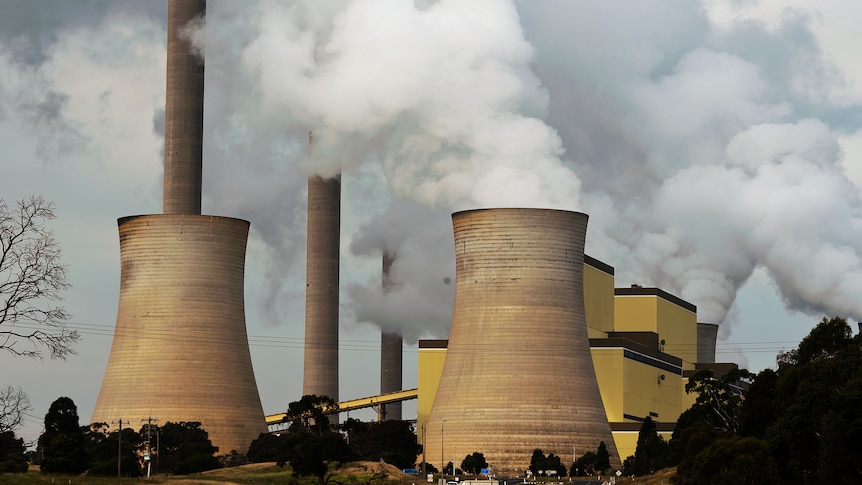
[92,0,266,454]
[424,208,620,474]
[303,164,342,402]
[380,252,403,420]
[162,0,204,215]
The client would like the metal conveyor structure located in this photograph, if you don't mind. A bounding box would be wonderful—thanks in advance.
[266,388,419,429]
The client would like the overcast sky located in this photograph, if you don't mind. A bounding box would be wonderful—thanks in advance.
[2,0,862,447]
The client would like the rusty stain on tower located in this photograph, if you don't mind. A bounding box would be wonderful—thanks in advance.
[424,208,620,475]
[91,0,266,455]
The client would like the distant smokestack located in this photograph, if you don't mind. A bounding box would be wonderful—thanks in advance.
[162,0,204,215]
[697,323,719,364]
[380,252,403,420]
[425,208,620,474]
[303,132,341,402]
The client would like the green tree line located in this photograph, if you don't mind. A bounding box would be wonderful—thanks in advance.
[626,316,862,484]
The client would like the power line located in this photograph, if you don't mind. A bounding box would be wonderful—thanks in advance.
[6,319,812,358]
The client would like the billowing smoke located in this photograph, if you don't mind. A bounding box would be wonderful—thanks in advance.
[518,0,862,349]
[196,1,862,347]
[347,200,454,342]
[196,0,581,333]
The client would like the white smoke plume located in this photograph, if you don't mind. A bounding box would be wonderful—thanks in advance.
[195,0,862,346]
[196,0,581,334]
[520,0,862,342]
[347,200,455,342]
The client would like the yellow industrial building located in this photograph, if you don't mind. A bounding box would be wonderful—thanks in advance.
[417,254,733,462]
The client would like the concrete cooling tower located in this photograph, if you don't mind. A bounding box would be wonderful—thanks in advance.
[424,208,620,475]
[91,215,265,453]
[92,0,266,454]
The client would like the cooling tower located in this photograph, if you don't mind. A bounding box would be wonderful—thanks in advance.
[697,322,719,364]
[380,253,403,420]
[303,175,341,401]
[92,0,266,454]
[424,208,620,475]
[91,215,266,453]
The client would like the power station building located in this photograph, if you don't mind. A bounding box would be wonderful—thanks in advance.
[88,1,733,467]
[416,212,732,470]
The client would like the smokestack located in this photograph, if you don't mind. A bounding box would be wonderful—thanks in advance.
[380,252,403,420]
[697,322,719,364]
[162,0,204,215]
[424,208,620,474]
[92,0,266,454]
[303,135,341,401]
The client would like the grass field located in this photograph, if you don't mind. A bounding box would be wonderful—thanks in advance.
[0,461,408,485]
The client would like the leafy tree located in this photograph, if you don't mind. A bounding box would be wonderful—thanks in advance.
[38,397,89,474]
[83,422,143,477]
[595,442,610,473]
[0,386,30,435]
[529,448,544,475]
[668,420,721,475]
[342,418,420,469]
[672,316,862,484]
[0,430,27,473]
[157,421,220,475]
[220,449,249,467]
[736,368,778,440]
[778,316,853,366]
[248,432,287,463]
[761,317,862,483]
[683,436,777,485]
[1,195,77,358]
[287,395,338,433]
[250,404,352,485]
[684,368,753,434]
[289,430,350,485]
[628,417,668,476]
[460,451,488,475]
[529,448,566,477]
[572,451,596,476]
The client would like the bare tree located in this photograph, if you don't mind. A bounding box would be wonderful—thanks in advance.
[0,385,31,434]
[1,195,77,358]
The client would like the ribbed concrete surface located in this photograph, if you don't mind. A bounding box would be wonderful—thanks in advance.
[303,175,341,401]
[91,214,266,454]
[425,208,620,474]
[163,0,205,215]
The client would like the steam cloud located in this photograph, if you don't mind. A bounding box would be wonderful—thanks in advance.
[192,0,862,350]
[7,0,862,353]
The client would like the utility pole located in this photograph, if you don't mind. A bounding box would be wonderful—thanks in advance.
[421,417,445,477]
[141,417,158,479]
[116,418,123,478]
[441,420,445,477]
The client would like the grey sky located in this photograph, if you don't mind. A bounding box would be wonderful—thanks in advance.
[2,0,861,447]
